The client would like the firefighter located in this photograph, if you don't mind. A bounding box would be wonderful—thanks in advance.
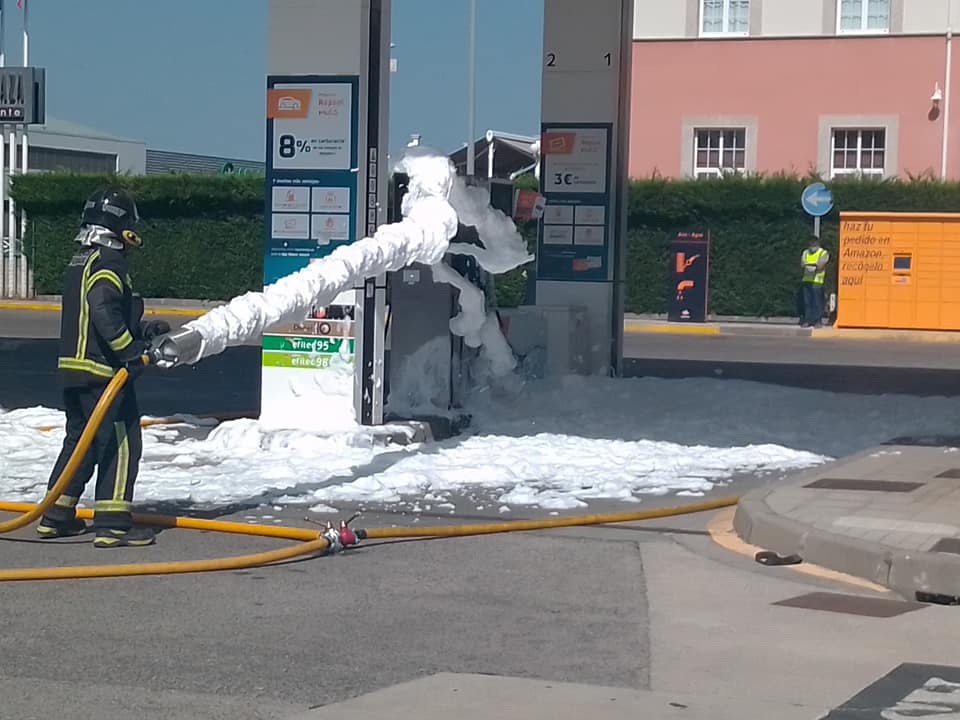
[37,188,169,547]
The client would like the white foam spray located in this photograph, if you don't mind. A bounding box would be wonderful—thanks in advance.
[183,149,530,382]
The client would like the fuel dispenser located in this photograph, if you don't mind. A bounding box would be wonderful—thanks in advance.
[381,173,510,430]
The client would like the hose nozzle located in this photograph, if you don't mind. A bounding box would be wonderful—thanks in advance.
[149,327,204,368]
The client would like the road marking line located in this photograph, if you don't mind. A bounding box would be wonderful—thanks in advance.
[624,323,720,336]
[707,507,891,594]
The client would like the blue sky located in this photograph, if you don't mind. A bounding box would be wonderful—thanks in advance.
[25,0,543,161]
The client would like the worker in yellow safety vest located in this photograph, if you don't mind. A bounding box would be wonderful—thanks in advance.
[799,235,829,328]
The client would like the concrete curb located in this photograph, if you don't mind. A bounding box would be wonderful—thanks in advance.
[625,313,797,324]
[811,327,960,343]
[624,321,811,338]
[734,487,960,600]
[624,321,960,343]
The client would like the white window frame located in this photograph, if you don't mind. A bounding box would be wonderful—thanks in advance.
[836,0,890,35]
[693,127,747,178]
[829,127,886,178]
[699,0,750,37]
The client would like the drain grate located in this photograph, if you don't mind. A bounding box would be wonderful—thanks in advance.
[936,468,960,479]
[803,478,924,492]
[930,537,960,555]
[821,663,960,719]
[773,592,927,617]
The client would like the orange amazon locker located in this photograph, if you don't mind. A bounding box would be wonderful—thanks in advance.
[837,212,960,331]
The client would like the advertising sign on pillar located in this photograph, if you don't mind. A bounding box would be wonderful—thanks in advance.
[261,75,360,430]
[668,231,710,323]
[537,124,613,282]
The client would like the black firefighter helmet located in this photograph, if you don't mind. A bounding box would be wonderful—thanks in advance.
[81,188,142,248]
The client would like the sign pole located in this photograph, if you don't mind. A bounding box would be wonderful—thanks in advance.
[465,0,476,178]
[814,215,821,239]
[19,0,28,298]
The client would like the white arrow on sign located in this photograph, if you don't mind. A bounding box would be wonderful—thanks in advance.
[806,191,830,207]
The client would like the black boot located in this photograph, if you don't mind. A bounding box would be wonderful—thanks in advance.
[36,515,89,539]
[93,526,157,548]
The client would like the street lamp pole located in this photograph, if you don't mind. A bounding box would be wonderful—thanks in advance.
[943,0,953,179]
[466,0,476,178]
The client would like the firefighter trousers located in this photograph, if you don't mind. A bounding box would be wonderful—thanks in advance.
[45,382,142,530]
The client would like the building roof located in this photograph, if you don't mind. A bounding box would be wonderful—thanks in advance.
[146,148,264,175]
[484,130,538,147]
[449,130,539,179]
[31,116,142,144]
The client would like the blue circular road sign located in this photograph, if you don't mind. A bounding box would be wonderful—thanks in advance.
[801,182,833,217]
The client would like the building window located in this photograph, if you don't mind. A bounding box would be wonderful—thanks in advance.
[694,128,746,178]
[831,128,885,177]
[837,0,889,33]
[31,146,117,173]
[700,0,749,36]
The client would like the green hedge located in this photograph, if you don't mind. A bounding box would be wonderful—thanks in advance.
[15,171,960,314]
[14,173,265,299]
[623,174,960,316]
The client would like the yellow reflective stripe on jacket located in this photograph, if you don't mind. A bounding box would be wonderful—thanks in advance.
[75,250,100,360]
[85,269,124,292]
[57,357,115,379]
[107,329,134,352]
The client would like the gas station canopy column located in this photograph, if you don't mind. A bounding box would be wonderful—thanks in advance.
[264,0,633,426]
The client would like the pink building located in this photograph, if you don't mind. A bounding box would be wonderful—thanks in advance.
[629,0,960,180]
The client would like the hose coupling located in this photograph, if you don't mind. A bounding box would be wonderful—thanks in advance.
[321,514,365,554]
[321,523,344,554]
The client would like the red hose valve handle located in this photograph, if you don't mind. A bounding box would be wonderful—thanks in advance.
[339,521,358,547]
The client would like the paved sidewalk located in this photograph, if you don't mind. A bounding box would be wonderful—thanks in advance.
[735,442,960,601]
[625,316,960,343]
[283,673,827,720]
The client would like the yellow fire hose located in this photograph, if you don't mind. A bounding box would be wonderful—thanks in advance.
[0,367,135,535]
[0,361,741,582]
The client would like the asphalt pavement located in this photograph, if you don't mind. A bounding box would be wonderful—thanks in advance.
[622,332,960,396]
[1,501,958,720]
[3,307,960,718]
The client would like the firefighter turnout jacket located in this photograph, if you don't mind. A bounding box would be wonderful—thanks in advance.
[57,246,148,386]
